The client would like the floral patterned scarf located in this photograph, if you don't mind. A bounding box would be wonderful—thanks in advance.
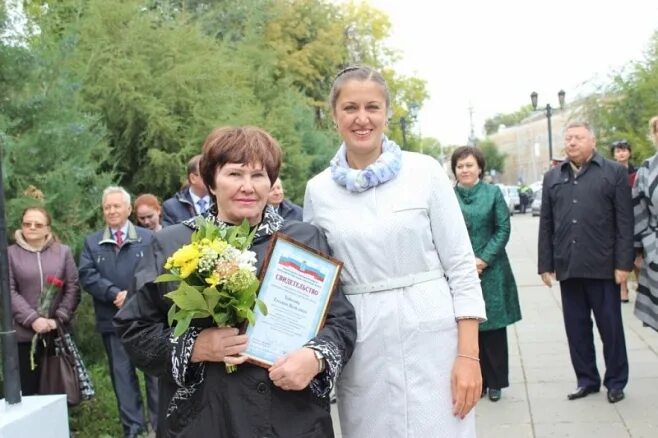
[330,136,403,192]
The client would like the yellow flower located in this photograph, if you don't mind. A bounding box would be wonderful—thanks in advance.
[205,271,220,287]
[168,243,201,279]
[209,239,228,254]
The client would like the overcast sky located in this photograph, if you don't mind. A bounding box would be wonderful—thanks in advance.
[365,0,658,145]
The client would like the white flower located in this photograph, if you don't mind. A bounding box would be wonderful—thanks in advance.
[221,246,241,262]
[237,250,258,273]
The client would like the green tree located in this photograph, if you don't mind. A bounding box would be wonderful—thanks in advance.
[479,139,507,174]
[0,34,114,252]
[484,105,533,135]
[581,31,658,164]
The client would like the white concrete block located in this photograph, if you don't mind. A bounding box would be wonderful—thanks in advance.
[0,395,69,438]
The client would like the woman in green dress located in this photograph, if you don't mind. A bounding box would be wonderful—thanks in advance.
[451,146,522,402]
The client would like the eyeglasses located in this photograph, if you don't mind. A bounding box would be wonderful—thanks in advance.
[22,222,46,229]
[611,140,630,148]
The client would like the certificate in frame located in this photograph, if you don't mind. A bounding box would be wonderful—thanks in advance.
[242,232,342,368]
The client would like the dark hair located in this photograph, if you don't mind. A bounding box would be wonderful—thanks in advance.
[199,126,282,191]
[22,206,52,226]
[186,154,202,178]
[610,139,631,155]
[134,193,161,213]
[329,65,390,114]
[450,146,486,179]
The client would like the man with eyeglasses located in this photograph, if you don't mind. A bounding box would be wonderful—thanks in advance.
[538,122,632,405]
[79,186,158,438]
[162,154,213,226]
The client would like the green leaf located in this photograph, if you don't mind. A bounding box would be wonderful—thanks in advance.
[165,282,208,311]
[172,312,193,337]
[203,287,220,311]
[245,224,258,249]
[167,303,178,326]
[245,308,255,325]
[256,298,268,316]
[155,273,182,283]
[213,313,229,326]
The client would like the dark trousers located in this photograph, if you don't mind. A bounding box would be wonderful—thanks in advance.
[102,333,159,437]
[18,341,41,396]
[479,327,509,390]
[559,278,629,390]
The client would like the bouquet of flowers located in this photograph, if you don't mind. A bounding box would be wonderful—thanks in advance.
[156,218,267,373]
[30,275,65,369]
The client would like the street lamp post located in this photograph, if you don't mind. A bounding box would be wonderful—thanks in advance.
[0,144,22,405]
[530,90,566,162]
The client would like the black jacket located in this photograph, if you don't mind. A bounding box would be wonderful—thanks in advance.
[79,222,153,333]
[114,209,356,437]
[538,153,634,281]
[162,188,214,226]
[276,199,303,222]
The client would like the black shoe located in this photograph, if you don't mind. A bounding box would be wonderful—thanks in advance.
[488,388,501,402]
[481,387,487,398]
[567,386,600,400]
[607,388,625,403]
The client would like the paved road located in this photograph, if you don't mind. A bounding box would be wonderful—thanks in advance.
[332,214,658,437]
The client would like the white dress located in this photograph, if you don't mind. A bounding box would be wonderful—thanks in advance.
[304,152,486,438]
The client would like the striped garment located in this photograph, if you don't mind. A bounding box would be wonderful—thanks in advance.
[632,152,658,331]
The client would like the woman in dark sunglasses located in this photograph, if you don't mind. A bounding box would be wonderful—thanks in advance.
[8,206,81,395]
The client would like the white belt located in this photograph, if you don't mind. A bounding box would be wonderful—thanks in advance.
[342,269,445,295]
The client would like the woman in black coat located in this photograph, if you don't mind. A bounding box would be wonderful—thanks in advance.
[115,126,356,437]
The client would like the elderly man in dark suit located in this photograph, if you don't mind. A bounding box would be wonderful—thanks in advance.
[538,122,633,404]
[79,186,158,437]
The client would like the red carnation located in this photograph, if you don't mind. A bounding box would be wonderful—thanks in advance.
[46,275,65,289]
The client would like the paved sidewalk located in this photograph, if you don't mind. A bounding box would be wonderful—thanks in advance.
[332,215,658,437]
[475,215,658,438]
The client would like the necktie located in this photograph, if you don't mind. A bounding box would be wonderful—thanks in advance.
[115,230,124,247]
[197,198,208,214]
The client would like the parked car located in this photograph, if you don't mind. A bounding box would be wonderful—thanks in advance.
[531,188,542,216]
[495,184,515,216]
[507,185,521,212]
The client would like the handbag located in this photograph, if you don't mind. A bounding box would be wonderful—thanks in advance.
[38,323,81,406]
[61,323,95,402]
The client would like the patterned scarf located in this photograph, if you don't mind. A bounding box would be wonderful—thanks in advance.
[183,205,283,243]
[330,136,403,192]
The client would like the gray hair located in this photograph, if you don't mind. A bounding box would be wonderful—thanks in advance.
[102,186,131,206]
[329,65,391,117]
[565,121,594,136]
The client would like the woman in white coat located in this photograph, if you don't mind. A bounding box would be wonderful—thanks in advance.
[304,65,487,437]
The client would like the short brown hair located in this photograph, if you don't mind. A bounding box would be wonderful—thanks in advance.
[199,126,282,191]
[329,65,391,115]
[22,206,52,226]
[451,146,486,179]
[134,194,161,213]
